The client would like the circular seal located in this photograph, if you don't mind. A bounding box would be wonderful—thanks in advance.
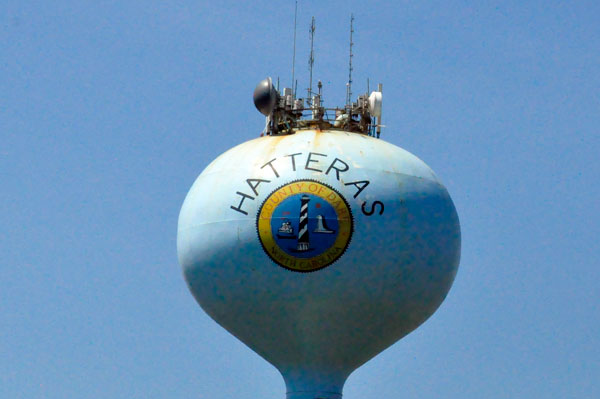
[257,179,353,272]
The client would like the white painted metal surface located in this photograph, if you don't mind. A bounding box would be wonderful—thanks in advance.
[178,129,460,399]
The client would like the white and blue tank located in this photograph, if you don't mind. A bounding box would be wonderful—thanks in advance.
[177,77,461,399]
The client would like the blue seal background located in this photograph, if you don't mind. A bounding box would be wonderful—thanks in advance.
[269,193,340,258]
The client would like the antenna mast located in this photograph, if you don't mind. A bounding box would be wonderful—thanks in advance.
[308,16,316,102]
[346,14,354,106]
[291,1,298,97]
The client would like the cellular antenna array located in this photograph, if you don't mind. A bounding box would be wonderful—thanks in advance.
[253,14,383,138]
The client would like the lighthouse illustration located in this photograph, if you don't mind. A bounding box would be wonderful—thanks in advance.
[296,195,310,251]
[314,215,335,233]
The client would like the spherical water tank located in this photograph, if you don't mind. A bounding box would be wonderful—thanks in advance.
[177,129,460,399]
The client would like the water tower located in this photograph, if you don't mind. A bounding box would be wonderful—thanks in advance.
[177,16,460,399]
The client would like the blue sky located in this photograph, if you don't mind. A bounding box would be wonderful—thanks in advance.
[1,1,598,398]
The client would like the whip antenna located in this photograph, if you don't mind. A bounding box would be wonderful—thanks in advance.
[291,1,298,97]
[308,16,316,102]
[346,14,354,106]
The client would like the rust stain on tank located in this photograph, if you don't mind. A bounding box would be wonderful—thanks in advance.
[262,134,286,162]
